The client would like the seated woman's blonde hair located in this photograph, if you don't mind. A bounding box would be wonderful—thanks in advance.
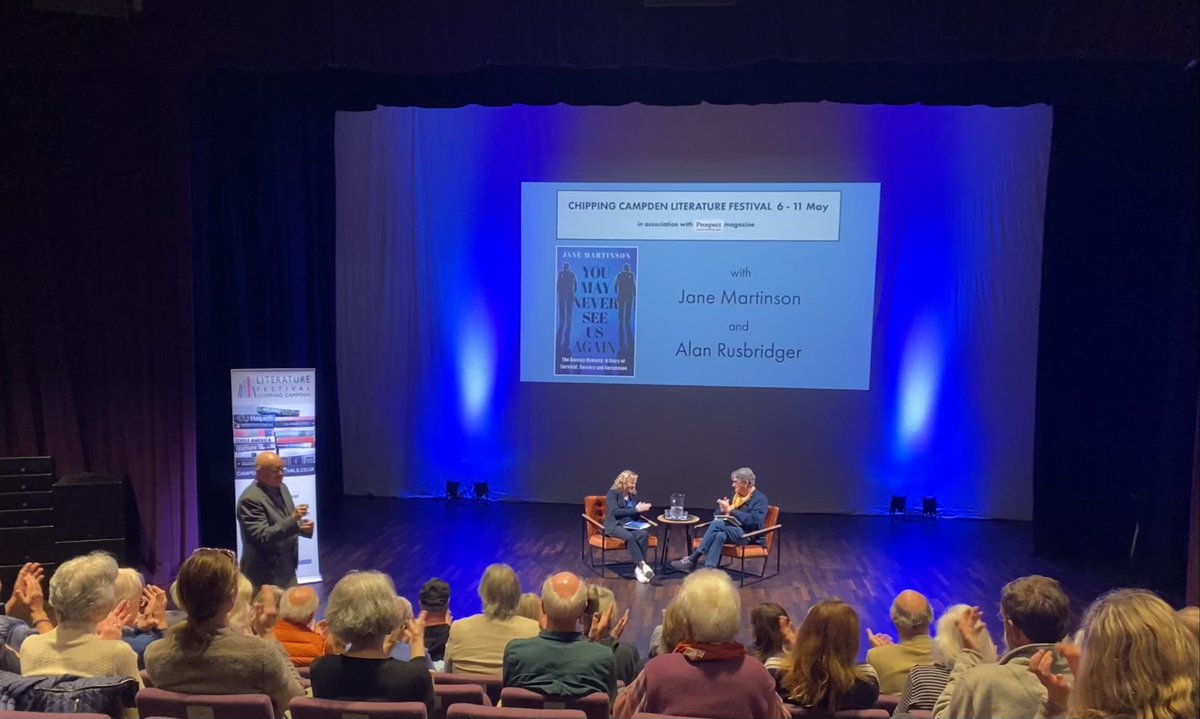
[610,470,638,494]
[1070,589,1197,719]
[516,592,542,622]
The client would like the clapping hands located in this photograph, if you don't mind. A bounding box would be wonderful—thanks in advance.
[97,599,133,640]
[955,606,986,652]
[135,585,169,632]
[588,603,630,642]
[250,586,279,637]
[780,615,796,648]
[4,562,46,621]
[866,627,894,648]
[716,497,731,514]
[1028,641,1080,714]
[635,501,652,513]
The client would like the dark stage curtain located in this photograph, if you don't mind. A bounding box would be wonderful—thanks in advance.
[3,2,1193,74]
[191,74,343,548]
[0,72,198,582]
[1033,95,1199,599]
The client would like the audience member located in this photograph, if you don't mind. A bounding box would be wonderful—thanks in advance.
[1,563,52,658]
[779,599,880,713]
[144,548,304,718]
[582,585,640,686]
[932,574,1071,719]
[418,578,452,665]
[503,572,616,701]
[516,592,543,623]
[1030,588,1198,719]
[614,569,789,719]
[1178,605,1199,639]
[113,568,167,669]
[897,604,996,715]
[310,571,434,714]
[387,595,424,663]
[646,601,688,661]
[444,564,539,674]
[20,552,142,688]
[867,589,934,695]
[750,602,793,674]
[273,585,333,666]
[3,563,49,627]
[225,573,257,636]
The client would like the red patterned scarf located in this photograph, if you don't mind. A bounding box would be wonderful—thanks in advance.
[673,641,747,662]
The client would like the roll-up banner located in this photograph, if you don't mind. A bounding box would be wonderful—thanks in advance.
[231,368,321,584]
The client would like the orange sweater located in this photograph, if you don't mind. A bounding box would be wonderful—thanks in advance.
[273,619,328,667]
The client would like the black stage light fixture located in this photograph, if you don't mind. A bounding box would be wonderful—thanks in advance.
[473,482,489,501]
[445,481,460,501]
[889,495,907,516]
[922,496,937,518]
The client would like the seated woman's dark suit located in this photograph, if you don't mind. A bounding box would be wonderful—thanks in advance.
[603,488,650,566]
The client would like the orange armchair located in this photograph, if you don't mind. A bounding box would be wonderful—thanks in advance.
[581,495,659,578]
[690,504,782,586]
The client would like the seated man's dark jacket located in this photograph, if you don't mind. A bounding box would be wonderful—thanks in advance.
[728,489,770,543]
[503,630,617,701]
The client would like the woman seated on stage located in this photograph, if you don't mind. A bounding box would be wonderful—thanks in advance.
[144,548,304,719]
[605,469,655,584]
[615,569,790,719]
[777,599,880,713]
[309,571,434,714]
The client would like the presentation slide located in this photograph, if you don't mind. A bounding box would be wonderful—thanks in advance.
[520,182,880,389]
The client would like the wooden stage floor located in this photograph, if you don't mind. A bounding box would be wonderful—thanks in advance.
[313,497,1133,659]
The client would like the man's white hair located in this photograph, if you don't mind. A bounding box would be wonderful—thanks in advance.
[396,595,414,627]
[934,604,998,664]
[673,568,741,643]
[50,551,119,623]
[541,574,587,622]
[279,586,320,624]
[113,567,145,606]
[731,467,756,487]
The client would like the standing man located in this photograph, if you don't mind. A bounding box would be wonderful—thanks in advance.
[670,467,768,572]
[237,451,313,589]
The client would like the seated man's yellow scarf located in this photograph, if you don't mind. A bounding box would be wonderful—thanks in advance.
[730,487,755,510]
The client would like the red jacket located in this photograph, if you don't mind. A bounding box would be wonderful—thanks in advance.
[273,619,328,667]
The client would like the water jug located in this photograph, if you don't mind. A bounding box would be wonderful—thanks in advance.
[669,493,686,520]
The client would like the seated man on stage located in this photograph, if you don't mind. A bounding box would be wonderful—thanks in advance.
[670,467,767,573]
